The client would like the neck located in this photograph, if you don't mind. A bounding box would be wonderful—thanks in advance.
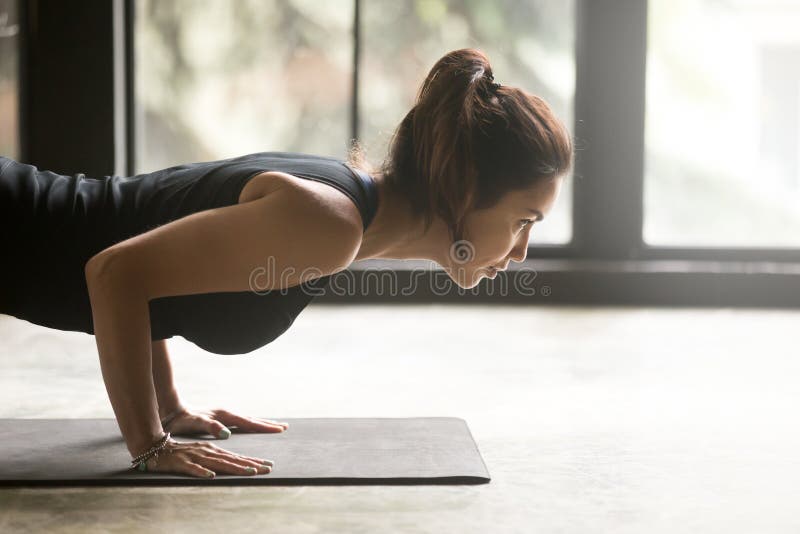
[354,170,450,264]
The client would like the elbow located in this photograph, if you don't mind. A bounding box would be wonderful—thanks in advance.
[85,251,106,285]
[85,248,137,299]
[85,249,116,286]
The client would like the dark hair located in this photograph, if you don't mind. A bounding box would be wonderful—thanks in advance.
[348,48,574,242]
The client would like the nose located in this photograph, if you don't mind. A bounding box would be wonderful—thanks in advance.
[508,236,528,264]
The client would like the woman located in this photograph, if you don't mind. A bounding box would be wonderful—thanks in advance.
[0,48,572,478]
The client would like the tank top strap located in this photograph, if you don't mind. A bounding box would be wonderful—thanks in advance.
[337,162,378,231]
[348,166,379,231]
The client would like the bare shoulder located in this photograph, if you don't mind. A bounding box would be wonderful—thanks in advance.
[239,171,364,235]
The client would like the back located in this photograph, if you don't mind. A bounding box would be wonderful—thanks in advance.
[0,152,379,353]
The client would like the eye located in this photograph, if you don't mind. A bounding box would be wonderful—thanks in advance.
[518,218,535,231]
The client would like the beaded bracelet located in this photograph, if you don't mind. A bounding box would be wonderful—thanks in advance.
[130,431,172,472]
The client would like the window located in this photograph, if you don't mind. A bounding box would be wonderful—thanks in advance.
[134,0,575,245]
[134,0,354,173]
[0,0,18,159]
[361,0,575,245]
[645,0,800,247]
[15,0,798,305]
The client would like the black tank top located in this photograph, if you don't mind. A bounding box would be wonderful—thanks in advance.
[0,152,379,354]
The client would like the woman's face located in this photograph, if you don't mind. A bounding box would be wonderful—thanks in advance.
[444,176,563,288]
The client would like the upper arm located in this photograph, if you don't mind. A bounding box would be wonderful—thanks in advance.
[85,183,363,300]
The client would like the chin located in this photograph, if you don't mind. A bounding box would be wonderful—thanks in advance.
[447,268,484,289]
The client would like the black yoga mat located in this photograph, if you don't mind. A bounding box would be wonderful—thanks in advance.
[0,417,490,486]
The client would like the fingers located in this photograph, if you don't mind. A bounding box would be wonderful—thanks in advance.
[184,460,217,479]
[143,441,275,478]
[249,422,287,433]
[212,409,289,433]
[198,455,272,476]
[202,447,275,471]
[209,421,232,440]
[237,454,274,467]
[146,451,216,479]
[255,417,289,429]
[255,418,290,430]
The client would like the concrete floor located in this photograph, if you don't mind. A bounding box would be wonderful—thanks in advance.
[1,304,799,533]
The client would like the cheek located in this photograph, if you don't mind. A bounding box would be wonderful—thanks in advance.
[472,232,511,264]
[462,244,504,274]
[458,217,509,266]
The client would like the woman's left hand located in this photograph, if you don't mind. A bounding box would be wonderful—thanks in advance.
[162,407,289,439]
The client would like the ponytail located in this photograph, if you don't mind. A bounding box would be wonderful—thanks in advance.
[349,48,573,243]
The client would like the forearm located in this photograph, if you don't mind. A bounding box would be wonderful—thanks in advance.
[151,339,184,419]
[86,254,163,457]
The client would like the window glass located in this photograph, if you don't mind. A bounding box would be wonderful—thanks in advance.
[645,0,800,247]
[361,0,575,245]
[0,0,19,159]
[135,0,354,173]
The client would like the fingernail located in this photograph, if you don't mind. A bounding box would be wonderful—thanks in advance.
[246,467,256,474]
[261,463,272,469]
[206,471,215,478]
[218,427,231,439]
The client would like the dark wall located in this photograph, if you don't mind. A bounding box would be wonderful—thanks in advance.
[20,0,120,176]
